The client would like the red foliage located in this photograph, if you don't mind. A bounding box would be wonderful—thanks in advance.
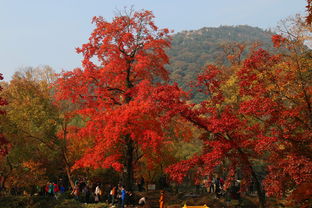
[287,182,312,207]
[153,47,311,206]
[55,10,174,178]
[272,35,287,48]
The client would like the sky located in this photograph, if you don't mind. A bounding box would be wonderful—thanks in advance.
[0,0,307,81]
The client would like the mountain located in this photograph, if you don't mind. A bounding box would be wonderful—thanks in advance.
[166,25,276,101]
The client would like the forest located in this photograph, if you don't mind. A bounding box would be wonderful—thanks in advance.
[0,3,311,208]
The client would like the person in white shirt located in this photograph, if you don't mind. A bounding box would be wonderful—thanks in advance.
[94,184,101,203]
[138,196,146,206]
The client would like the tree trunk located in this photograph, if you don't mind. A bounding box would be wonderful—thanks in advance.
[124,65,134,191]
[0,175,6,190]
[237,147,266,208]
[124,134,134,191]
[62,150,75,190]
[65,163,75,190]
[251,169,266,208]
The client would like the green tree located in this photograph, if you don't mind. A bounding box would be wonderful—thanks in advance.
[1,67,78,190]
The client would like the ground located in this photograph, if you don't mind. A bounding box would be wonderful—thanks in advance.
[0,190,295,208]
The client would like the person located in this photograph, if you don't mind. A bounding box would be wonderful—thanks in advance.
[82,185,91,203]
[48,182,54,197]
[110,186,116,204]
[79,179,86,193]
[45,182,50,196]
[138,176,145,191]
[126,191,134,206]
[121,186,126,208]
[215,178,222,198]
[94,184,101,203]
[53,182,60,199]
[71,184,80,200]
[230,180,241,208]
[208,177,215,193]
[60,185,65,194]
[159,191,165,208]
[138,196,146,206]
[117,184,122,205]
[220,178,224,188]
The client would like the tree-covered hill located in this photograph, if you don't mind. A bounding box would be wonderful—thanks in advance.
[167,25,276,100]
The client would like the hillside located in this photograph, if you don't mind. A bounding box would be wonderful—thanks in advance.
[167,25,276,101]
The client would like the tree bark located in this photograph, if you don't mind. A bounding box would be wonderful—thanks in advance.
[62,150,75,190]
[236,147,266,208]
[123,62,134,191]
[251,168,266,208]
[0,175,6,190]
[124,134,134,191]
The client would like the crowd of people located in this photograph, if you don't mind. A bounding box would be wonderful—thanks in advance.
[203,177,241,207]
[44,181,65,199]
[1,176,153,207]
[205,177,225,198]
[69,178,145,207]
[3,175,243,207]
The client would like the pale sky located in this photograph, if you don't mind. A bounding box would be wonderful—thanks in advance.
[0,0,307,81]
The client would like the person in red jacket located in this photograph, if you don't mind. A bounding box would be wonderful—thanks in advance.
[44,182,50,196]
[53,182,59,199]
[54,183,59,193]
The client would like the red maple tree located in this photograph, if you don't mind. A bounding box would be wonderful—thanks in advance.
[153,42,311,207]
[55,10,173,189]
